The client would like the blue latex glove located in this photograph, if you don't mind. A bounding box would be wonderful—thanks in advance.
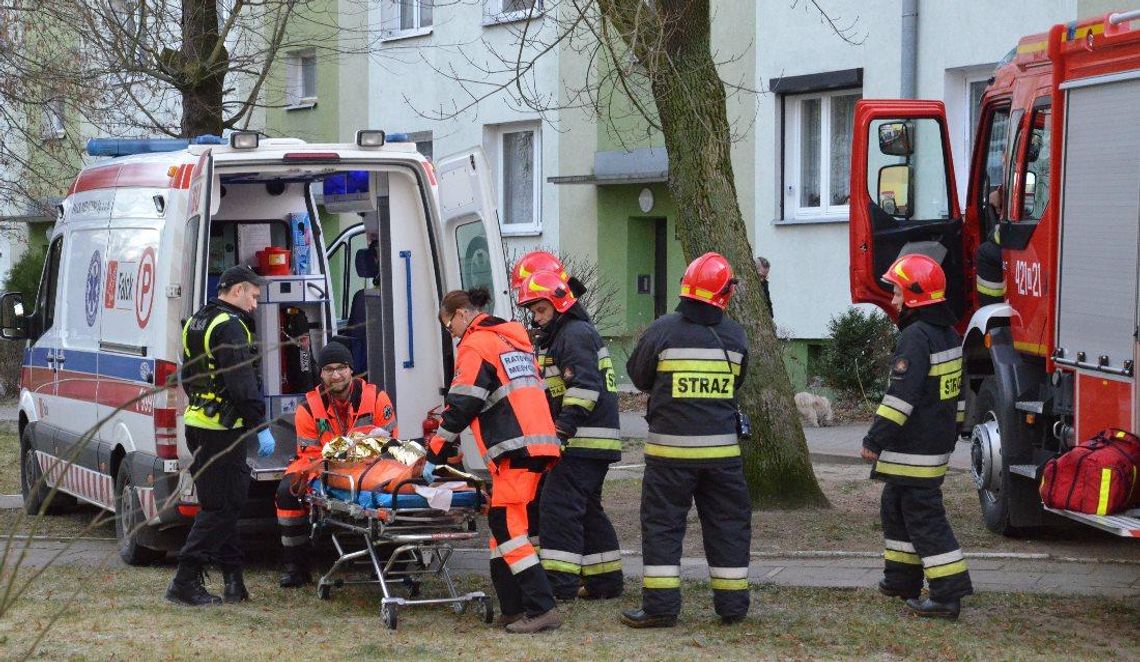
[256,429,276,457]
[421,461,437,484]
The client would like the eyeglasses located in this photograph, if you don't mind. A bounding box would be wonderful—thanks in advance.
[320,364,352,375]
[441,314,456,331]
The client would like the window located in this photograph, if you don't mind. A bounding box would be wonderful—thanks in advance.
[866,118,950,222]
[380,0,433,39]
[41,99,65,140]
[35,236,63,338]
[111,0,145,63]
[457,223,494,312]
[497,124,541,234]
[974,106,1010,236]
[285,51,317,108]
[485,0,543,25]
[783,89,861,220]
[408,130,433,162]
[182,217,200,320]
[967,79,989,157]
[1018,105,1050,222]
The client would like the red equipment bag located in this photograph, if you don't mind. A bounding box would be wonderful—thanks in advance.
[1040,428,1140,515]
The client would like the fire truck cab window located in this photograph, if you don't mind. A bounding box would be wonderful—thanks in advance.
[1020,104,1051,221]
[866,118,950,222]
[976,106,1011,235]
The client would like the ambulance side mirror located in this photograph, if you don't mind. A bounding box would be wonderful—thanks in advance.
[0,292,28,340]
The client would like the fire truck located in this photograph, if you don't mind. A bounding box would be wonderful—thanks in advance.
[848,11,1140,537]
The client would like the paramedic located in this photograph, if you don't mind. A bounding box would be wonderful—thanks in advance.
[862,253,973,620]
[167,265,276,607]
[623,252,751,628]
[426,287,563,634]
[276,341,398,588]
[517,270,623,602]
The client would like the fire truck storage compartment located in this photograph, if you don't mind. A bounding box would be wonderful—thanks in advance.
[1055,76,1140,380]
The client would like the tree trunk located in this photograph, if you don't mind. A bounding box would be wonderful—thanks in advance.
[607,0,828,508]
[179,0,226,138]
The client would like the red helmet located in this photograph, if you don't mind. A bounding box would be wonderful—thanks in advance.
[510,251,568,290]
[680,252,737,309]
[517,270,577,313]
[881,253,947,308]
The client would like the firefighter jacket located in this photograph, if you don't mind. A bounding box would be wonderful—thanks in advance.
[181,299,264,430]
[285,378,398,477]
[537,303,622,462]
[430,313,561,468]
[975,232,1005,306]
[863,304,964,486]
[626,299,749,467]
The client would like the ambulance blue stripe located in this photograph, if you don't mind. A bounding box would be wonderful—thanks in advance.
[23,347,156,385]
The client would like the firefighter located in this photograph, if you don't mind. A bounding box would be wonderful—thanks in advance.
[276,341,398,588]
[516,270,623,602]
[975,225,1005,306]
[622,252,751,628]
[862,253,973,620]
[510,250,586,298]
[167,265,276,607]
[426,287,563,634]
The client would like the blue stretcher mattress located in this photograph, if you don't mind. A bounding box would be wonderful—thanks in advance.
[314,482,479,510]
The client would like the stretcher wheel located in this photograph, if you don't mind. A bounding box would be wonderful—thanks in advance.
[381,603,398,630]
[316,583,331,600]
[478,596,495,625]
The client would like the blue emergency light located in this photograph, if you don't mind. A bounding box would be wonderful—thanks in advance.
[86,135,226,158]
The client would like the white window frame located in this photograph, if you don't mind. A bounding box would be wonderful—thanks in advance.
[494,123,542,236]
[483,0,544,26]
[380,0,434,41]
[284,50,318,110]
[780,88,861,223]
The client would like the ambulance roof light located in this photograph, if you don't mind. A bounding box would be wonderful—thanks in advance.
[86,134,225,158]
[386,133,411,143]
[229,131,260,150]
[356,129,386,148]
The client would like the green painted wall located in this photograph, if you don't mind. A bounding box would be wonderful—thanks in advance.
[263,0,342,144]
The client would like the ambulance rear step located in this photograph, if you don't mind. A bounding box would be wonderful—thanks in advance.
[1043,507,1140,537]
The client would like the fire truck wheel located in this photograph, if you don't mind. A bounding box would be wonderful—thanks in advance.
[114,466,166,566]
[20,428,74,516]
[972,377,1026,537]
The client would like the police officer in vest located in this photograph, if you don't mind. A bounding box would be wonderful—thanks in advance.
[863,253,973,620]
[622,252,751,628]
[516,270,624,602]
[167,265,277,607]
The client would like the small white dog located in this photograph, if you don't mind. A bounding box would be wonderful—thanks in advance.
[795,392,834,428]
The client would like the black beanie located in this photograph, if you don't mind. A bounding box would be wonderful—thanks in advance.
[318,342,354,369]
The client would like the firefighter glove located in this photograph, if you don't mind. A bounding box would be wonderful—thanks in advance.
[257,429,277,457]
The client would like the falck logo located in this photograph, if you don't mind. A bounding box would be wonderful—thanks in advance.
[84,250,102,327]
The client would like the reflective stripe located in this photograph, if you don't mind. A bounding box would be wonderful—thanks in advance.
[597,347,610,359]
[875,404,908,426]
[644,577,681,589]
[875,461,949,479]
[540,549,584,565]
[657,359,740,376]
[497,534,532,557]
[659,348,726,360]
[710,578,749,591]
[567,437,623,452]
[647,432,738,448]
[881,395,914,416]
[485,377,544,410]
[929,348,962,364]
[485,434,562,460]
[583,560,623,576]
[924,560,968,579]
[879,451,951,466]
[976,276,1006,296]
[884,549,922,565]
[956,401,966,411]
[1098,467,1113,516]
[645,443,740,459]
[542,559,582,574]
[563,397,597,411]
[564,387,599,403]
[436,428,459,443]
[449,384,490,400]
[708,566,748,579]
[582,550,622,566]
[884,538,916,553]
[508,554,540,574]
[922,549,964,568]
[281,534,309,547]
[644,565,679,576]
[544,366,562,377]
[575,426,621,439]
[297,436,319,448]
[929,358,963,376]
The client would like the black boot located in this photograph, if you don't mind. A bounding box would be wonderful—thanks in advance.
[166,564,222,607]
[222,566,250,603]
[279,564,312,588]
[905,597,961,620]
[878,579,920,600]
[620,608,677,629]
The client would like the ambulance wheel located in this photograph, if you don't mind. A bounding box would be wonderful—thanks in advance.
[20,429,74,515]
[478,596,495,625]
[114,466,165,566]
[972,378,1025,537]
[317,583,331,600]
[381,603,398,630]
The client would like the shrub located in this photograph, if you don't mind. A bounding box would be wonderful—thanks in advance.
[819,307,898,401]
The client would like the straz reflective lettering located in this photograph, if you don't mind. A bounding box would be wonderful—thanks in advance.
[940,372,962,400]
[500,351,537,380]
[1014,260,1042,297]
[672,372,733,399]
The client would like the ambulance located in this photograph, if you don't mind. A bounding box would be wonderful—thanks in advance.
[2,131,509,563]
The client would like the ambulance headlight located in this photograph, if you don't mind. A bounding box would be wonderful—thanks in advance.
[229,132,260,150]
[356,130,386,148]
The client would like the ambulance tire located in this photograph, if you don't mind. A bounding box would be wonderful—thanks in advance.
[974,377,1029,537]
[20,429,74,516]
[114,466,165,566]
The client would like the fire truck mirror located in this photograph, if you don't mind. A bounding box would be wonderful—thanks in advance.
[878,122,913,157]
[878,164,912,219]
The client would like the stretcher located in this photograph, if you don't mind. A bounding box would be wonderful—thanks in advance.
[306,462,493,630]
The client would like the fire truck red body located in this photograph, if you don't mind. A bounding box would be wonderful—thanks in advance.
[849,12,1140,537]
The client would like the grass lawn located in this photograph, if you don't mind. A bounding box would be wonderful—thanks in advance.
[0,431,19,495]
[0,566,1136,660]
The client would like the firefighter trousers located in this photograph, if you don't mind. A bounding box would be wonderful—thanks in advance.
[488,457,556,618]
[275,476,311,568]
[539,455,623,599]
[640,460,751,619]
[880,481,973,602]
[177,427,252,569]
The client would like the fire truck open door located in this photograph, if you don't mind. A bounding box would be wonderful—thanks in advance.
[849,100,969,324]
